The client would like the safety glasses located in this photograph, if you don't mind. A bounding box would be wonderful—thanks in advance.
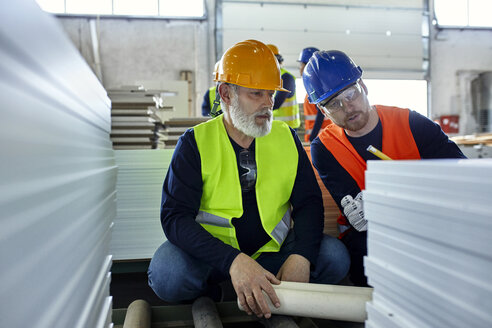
[318,81,363,114]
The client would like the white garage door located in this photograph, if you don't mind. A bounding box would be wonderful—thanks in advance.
[219,0,427,80]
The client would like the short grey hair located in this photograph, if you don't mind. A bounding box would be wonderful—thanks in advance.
[219,83,239,110]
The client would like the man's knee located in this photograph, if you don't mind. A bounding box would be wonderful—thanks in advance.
[314,234,351,284]
[147,242,206,302]
[148,264,192,302]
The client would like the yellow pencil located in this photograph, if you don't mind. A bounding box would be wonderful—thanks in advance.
[367,145,392,160]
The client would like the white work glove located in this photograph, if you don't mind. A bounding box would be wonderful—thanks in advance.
[340,192,367,232]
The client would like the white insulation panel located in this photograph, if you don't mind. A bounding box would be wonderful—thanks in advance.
[364,159,492,328]
[0,1,116,328]
[110,149,173,260]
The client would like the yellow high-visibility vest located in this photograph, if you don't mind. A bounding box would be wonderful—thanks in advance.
[273,68,300,128]
[194,116,298,258]
[208,86,221,113]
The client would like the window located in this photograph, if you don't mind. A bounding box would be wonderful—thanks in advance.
[67,0,112,15]
[114,0,158,16]
[296,78,428,117]
[363,80,428,117]
[434,0,492,28]
[36,0,205,18]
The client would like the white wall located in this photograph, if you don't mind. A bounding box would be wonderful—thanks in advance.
[57,10,215,116]
[430,27,492,131]
[58,18,206,88]
[51,1,492,131]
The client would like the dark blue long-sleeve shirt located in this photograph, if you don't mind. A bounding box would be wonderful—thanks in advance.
[310,109,326,142]
[201,89,211,117]
[311,109,467,213]
[273,71,296,110]
[160,126,324,276]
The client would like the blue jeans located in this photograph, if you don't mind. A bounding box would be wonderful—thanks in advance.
[148,231,350,302]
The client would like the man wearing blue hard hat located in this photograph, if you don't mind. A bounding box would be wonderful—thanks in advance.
[297,47,331,142]
[302,50,466,286]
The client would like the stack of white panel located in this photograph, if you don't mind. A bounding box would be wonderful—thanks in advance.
[364,159,492,328]
[110,149,174,260]
[0,1,116,328]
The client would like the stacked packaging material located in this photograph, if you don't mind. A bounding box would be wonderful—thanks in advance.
[160,117,210,147]
[109,87,168,149]
[110,149,174,260]
[364,159,492,328]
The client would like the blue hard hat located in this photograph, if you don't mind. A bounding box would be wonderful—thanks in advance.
[303,50,363,104]
[297,47,319,64]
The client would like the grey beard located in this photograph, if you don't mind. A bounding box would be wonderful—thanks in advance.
[228,94,272,138]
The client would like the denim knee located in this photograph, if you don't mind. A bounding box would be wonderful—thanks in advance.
[312,234,351,284]
[148,242,210,302]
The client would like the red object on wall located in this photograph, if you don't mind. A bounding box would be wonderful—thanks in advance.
[438,115,459,133]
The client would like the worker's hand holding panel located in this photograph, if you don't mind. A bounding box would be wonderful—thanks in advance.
[229,253,281,318]
[341,192,367,232]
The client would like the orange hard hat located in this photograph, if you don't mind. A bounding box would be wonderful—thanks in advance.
[213,61,220,75]
[267,44,283,64]
[215,40,288,92]
[266,44,279,55]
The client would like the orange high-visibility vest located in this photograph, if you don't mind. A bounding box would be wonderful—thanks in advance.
[318,105,421,227]
[303,94,331,142]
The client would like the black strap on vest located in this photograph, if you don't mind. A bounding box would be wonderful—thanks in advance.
[210,87,222,117]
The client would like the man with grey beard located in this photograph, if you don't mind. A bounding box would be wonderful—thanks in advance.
[148,40,350,319]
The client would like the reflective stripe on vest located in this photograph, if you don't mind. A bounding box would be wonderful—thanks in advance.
[305,114,330,121]
[197,207,291,245]
[274,114,299,121]
[270,207,291,244]
[196,211,231,227]
[273,68,300,128]
[194,116,298,258]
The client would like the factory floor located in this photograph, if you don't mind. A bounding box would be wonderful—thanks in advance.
[110,261,364,328]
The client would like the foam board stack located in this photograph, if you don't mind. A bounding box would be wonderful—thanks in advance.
[364,159,492,328]
[110,149,174,260]
[109,87,168,149]
[159,117,210,147]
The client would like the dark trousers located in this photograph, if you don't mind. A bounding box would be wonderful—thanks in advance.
[341,230,369,287]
